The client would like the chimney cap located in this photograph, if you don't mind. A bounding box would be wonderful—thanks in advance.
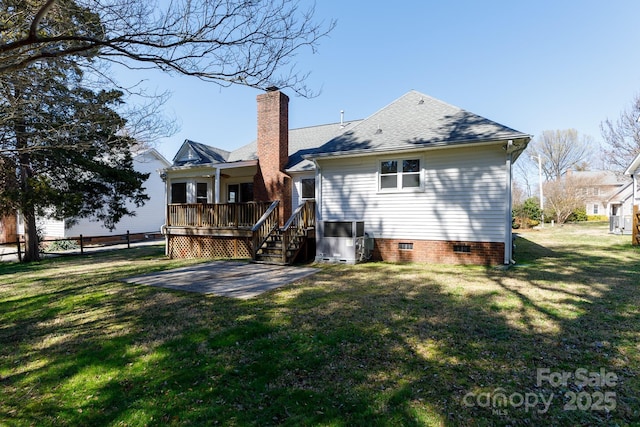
[265,86,280,92]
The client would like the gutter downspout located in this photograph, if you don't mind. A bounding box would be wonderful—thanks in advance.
[312,158,322,262]
[505,151,514,265]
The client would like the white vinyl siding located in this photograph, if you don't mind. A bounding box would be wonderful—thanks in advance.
[63,150,170,237]
[292,173,315,210]
[318,145,508,243]
[37,217,66,238]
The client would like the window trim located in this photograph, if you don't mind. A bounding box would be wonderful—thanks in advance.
[170,181,188,204]
[300,178,316,200]
[196,182,208,204]
[227,181,254,203]
[377,156,424,193]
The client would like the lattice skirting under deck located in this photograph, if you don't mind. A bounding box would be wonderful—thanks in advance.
[168,235,252,259]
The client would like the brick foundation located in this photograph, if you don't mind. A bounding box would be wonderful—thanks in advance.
[372,238,505,265]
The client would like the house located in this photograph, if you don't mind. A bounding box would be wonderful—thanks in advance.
[624,152,640,245]
[7,148,170,243]
[0,214,17,244]
[571,170,634,234]
[162,89,531,265]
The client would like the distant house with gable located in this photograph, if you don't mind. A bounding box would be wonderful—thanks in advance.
[571,170,633,234]
[1,148,170,244]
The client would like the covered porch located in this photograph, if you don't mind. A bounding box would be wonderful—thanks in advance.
[162,160,261,259]
[161,141,315,263]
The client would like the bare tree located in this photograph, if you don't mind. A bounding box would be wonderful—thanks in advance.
[513,156,535,198]
[527,129,596,181]
[601,94,640,171]
[0,0,334,95]
[543,173,599,224]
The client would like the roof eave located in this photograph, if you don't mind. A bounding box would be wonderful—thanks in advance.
[624,152,640,176]
[163,159,258,173]
[303,135,531,161]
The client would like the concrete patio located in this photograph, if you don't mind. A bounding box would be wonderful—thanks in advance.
[124,260,319,299]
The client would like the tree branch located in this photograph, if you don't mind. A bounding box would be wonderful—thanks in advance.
[0,0,335,96]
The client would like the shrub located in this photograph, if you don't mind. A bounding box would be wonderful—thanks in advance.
[45,239,80,252]
[587,215,608,222]
[512,197,542,229]
[527,219,540,227]
[567,207,588,222]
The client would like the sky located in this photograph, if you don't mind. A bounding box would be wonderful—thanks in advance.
[115,1,640,163]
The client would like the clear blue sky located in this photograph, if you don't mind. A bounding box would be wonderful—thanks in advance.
[117,1,640,162]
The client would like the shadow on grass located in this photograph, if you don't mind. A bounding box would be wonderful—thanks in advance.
[1,235,639,426]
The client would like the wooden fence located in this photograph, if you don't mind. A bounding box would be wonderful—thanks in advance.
[0,231,162,262]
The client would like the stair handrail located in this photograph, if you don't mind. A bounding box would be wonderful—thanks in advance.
[280,200,315,263]
[251,200,280,257]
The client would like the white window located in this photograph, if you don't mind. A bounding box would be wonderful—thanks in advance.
[379,158,422,191]
[593,204,599,215]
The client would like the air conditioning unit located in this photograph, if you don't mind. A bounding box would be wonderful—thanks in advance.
[315,220,373,264]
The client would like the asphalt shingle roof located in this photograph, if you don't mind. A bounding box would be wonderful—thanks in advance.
[226,120,364,171]
[173,140,230,166]
[171,90,529,169]
[310,90,529,158]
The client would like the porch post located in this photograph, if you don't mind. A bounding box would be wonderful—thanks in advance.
[214,167,221,204]
[164,173,170,257]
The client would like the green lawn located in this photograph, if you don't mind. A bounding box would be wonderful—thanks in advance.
[1,223,639,426]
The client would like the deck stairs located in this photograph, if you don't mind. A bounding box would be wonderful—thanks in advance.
[252,200,315,265]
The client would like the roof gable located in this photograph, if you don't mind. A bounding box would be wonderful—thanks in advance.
[571,170,631,186]
[135,148,171,168]
[169,90,530,170]
[311,91,529,157]
[173,139,230,166]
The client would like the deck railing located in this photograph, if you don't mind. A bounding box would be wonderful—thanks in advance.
[280,200,316,263]
[167,202,272,228]
[251,201,280,256]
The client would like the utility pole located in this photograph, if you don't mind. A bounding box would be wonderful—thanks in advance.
[532,155,544,227]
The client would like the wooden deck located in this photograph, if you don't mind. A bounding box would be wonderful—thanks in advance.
[164,201,316,263]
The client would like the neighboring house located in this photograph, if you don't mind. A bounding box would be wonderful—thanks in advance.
[9,148,170,242]
[624,152,640,244]
[162,89,531,265]
[0,215,17,244]
[571,170,634,234]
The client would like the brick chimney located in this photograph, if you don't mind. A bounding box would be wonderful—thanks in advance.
[254,88,292,224]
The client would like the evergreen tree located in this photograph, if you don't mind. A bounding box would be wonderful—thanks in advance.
[0,60,148,262]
